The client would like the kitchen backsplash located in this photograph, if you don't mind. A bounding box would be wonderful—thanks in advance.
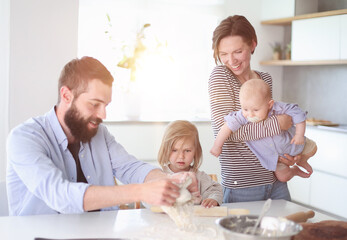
[282,65,347,125]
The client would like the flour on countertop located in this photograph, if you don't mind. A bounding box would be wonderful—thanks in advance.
[133,177,225,239]
[135,219,225,240]
[161,177,194,230]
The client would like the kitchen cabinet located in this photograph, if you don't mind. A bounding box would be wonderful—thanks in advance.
[260,9,347,66]
[105,121,222,182]
[261,0,295,21]
[305,126,347,177]
[288,176,311,205]
[310,172,347,219]
[292,15,340,61]
[288,126,347,219]
[261,0,318,21]
[341,14,347,59]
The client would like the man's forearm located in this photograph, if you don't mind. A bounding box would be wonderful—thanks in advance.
[83,184,142,211]
[144,168,167,182]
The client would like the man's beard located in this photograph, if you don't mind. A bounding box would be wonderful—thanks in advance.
[64,103,102,143]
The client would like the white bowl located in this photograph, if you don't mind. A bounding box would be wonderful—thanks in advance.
[216,215,302,240]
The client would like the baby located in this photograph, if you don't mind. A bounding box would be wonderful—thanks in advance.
[210,79,317,182]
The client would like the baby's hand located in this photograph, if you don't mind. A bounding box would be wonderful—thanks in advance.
[201,198,219,208]
[210,146,222,157]
[291,135,305,145]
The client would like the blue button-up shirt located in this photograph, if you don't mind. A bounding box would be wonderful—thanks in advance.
[6,107,157,216]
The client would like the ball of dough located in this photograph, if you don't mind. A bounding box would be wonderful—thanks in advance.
[176,188,191,204]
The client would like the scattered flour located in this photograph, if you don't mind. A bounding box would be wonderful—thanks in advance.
[156,177,225,240]
[161,177,194,230]
[138,223,224,240]
[161,201,194,230]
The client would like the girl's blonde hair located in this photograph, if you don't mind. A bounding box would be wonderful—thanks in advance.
[158,120,202,172]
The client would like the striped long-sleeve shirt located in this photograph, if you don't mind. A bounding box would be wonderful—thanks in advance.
[208,66,281,189]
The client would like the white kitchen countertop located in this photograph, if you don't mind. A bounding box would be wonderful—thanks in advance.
[308,124,347,134]
[0,200,342,240]
[316,124,347,133]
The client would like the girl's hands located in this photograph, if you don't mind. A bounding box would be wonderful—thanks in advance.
[171,172,202,204]
[139,171,199,206]
[170,171,199,194]
[201,198,219,208]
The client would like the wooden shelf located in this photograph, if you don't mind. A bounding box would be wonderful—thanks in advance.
[260,9,347,66]
[260,59,347,66]
[261,9,347,25]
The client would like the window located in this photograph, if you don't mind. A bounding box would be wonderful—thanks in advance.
[78,0,225,121]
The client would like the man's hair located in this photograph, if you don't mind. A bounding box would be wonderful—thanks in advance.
[158,120,202,172]
[57,56,114,103]
[212,15,257,64]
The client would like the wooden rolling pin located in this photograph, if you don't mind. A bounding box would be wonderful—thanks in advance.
[284,210,315,223]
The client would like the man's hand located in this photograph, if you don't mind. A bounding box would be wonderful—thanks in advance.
[139,179,181,206]
[276,114,293,131]
[141,171,199,206]
[170,171,199,196]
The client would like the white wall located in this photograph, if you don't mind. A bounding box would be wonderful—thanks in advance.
[9,0,79,129]
[103,0,286,182]
[0,0,79,181]
[1,0,285,181]
[105,122,221,180]
[225,0,284,101]
[0,0,10,182]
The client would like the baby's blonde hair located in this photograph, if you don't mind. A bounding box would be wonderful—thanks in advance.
[240,78,272,101]
[158,120,202,172]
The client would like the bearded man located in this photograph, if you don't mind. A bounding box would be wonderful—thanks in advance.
[6,56,198,216]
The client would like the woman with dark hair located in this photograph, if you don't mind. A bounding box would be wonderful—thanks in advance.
[208,15,310,203]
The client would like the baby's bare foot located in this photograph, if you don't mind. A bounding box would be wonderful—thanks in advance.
[300,145,317,162]
[293,165,311,178]
[297,162,313,174]
[297,145,317,174]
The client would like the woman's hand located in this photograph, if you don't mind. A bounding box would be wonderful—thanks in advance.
[279,152,311,167]
[279,154,299,166]
[276,114,293,131]
[279,153,312,179]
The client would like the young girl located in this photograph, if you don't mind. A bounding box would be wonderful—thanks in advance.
[158,120,223,208]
